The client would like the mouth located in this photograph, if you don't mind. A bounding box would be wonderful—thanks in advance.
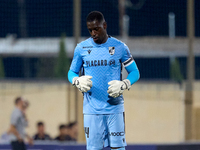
[92,37,98,41]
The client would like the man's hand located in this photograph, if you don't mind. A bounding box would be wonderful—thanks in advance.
[17,136,23,143]
[28,138,33,146]
[9,125,23,142]
[26,134,34,146]
[73,76,92,92]
[107,79,131,98]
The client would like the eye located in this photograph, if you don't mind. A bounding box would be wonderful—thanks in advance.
[95,28,99,31]
[88,29,92,32]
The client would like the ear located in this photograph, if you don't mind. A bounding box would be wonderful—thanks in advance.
[103,22,107,29]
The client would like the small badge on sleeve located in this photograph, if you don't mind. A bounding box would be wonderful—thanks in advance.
[109,47,115,55]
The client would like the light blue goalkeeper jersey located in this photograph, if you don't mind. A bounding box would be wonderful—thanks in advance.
[70,36,134,114]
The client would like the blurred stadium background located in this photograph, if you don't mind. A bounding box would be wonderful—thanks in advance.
[0,0,200,149]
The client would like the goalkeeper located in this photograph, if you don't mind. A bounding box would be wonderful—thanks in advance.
[68,11,140,150]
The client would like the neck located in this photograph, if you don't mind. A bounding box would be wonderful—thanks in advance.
[101,34,108,44]
[16,105,23,111]
[69,132,76,139]
[38,132,44,136]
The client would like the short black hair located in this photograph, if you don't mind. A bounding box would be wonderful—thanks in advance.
[67,121,77,129]
[37,121,44,127]
[86,11,105,23]
[59,124,66,130]
[15,97,22,105]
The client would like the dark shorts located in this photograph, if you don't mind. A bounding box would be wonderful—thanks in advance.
[11,141,26,150]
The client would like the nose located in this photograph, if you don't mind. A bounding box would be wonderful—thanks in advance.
[91,30,96,36]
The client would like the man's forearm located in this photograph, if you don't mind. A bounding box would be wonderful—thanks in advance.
[26,134,33,145]
[68,70,79,84]
[25,134,31,140]
[10,125,21,139]
[125,61,140,85]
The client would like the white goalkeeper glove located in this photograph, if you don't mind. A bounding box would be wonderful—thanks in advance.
[72,76,92,92]
[107,79,131,98]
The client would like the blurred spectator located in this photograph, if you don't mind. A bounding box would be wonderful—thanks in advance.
[8,97,33,150]
[33,122,52,140]
[66,121,78,142]
[0,131,10,144]
[54,124,68,141]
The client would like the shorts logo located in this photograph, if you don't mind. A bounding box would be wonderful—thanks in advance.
[109,132,124,136]
[109,47,115,55]
[84,127,89,138]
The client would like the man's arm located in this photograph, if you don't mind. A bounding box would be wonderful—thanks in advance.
[125,61,140,85]
[68,70,93,92]
[107,61,140,98]
[68,44,92,92]
[68,70,79,84]
[9,125,23,142]
[25,134,33,145]
[107,43,140,98]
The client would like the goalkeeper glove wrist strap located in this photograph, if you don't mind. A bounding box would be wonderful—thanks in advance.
[72,77,79,86]
[123,79,131,90]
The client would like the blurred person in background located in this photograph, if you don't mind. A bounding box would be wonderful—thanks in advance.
[33,121,52,140]
[8,97,33,150]
[0,130,11,144]
[54,124,68,141]
[66,121,78,142]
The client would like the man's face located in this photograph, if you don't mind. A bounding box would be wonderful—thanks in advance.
[87,20,107,44]
[60,127,67,136]
[71,124,78,137]
[17,98,25,108]
[38,125,45,134]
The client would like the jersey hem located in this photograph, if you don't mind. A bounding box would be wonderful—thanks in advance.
[83,111,125,115]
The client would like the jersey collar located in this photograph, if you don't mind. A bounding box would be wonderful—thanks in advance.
[91,36,111,47]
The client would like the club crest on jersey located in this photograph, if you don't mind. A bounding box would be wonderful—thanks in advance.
[109,47,115,55]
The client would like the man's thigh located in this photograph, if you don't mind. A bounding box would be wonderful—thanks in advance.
[107,113,127,148]
[84,114,107,150]
[11,141,26,150]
